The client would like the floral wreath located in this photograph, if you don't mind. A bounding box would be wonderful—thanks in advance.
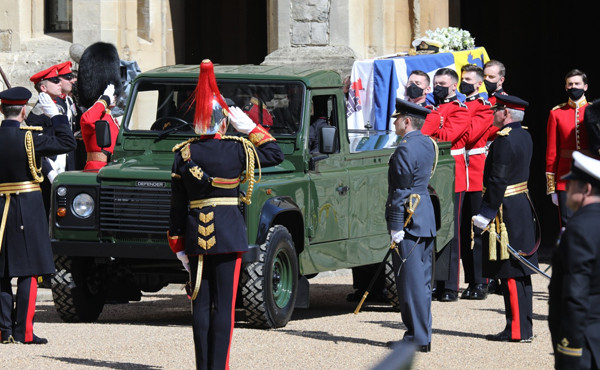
[424,27,475,52]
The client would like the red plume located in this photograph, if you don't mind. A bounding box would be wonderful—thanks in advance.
[193,59,230,133]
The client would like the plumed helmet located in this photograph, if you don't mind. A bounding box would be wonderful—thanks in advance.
[192,59,230,135]
[585,99,600,158]
[77,42,123,109]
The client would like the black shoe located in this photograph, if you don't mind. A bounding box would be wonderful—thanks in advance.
[386,341,431,352]
[16,334,48,345]
[485,331,533,343]
[470,284,488,300]
[439,290,458,302]
[418,343,431,352]
[461,284,474,299]
[488,280,502,295]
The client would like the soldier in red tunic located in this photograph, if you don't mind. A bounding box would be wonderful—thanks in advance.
[76,42,123,171]
[422,68,471,302]
[546,69,590,226]
[459,64,494,300]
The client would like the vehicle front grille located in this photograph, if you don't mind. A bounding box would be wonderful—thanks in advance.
[99,185,246,240]
[99,185,171,238]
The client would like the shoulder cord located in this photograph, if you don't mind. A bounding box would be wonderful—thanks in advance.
[222,135,262,205]
[25,131,44,183]
[428,136,439,179]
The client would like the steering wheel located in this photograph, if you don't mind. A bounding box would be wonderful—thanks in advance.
[150,116,191,131]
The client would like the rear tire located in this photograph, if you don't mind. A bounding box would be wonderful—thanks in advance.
[384,257,401,311]
[241,225,298,328]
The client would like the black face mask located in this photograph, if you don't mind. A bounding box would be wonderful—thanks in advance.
[433,85,449,103]
[406,84,424,99]
[459,81,475,96]
[484,80,497,94]
[567,88,585,101]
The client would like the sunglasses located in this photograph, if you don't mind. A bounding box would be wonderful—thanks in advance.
[43,77,61,84]
[59,73,74,80]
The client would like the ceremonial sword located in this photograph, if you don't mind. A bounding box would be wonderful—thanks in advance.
[497,234,551,280]
[354,193,421,314]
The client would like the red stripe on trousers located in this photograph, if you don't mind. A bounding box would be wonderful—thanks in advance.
[26,276,38,342]
[507,278,520,340]
[225,253,242,370]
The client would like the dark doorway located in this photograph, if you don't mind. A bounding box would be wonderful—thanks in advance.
[458,1,598,257]
[170,0,268,65]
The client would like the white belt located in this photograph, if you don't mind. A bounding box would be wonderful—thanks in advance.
[451,148,466,156]
[467,147,487,155]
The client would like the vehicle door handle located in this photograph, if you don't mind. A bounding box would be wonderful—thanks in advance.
[336,185,349,195]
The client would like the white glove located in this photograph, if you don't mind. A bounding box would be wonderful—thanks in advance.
[391,230,405,243]
[472,214,491,230]
[47,169,58,183]
[38,92,60,117]
[551,193,559,206]
[176,251,190,273]
[228,106,257,134]
[103,84,116,106]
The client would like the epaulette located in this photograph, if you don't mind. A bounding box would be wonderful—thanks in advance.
[479,98,492,106]
[20,126,43,131]
[552,102,567,111]
[497,127,512,136]
[172,138,199,152]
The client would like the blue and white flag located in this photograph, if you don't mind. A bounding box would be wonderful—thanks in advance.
[347,47,490,131]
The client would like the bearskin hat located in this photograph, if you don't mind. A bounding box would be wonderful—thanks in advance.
[584,99,600,158]
[77,42,123,109]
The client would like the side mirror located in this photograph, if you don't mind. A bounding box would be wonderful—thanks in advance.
[320,126,337,154]
[95,120,111,149]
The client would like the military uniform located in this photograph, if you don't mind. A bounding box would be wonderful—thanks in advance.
[0,86,76,344]
[169,127,283,368]
[461,94,494,298]
[548,151,600,370]
[476,95,538,342]
[168,58,284,370]
[549,202,600,369]
[422,96,470,299]
[546,98,589,225]
[386,99,436,349]
[80,97,119,171]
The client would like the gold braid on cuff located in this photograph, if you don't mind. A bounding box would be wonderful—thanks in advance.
[545,172,556,194]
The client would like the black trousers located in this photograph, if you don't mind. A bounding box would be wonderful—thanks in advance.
[501,275,533,340]
[460,191,487,284]
[0,274,38,342]
[190,253,242,370]
[557,190,573,228]
[436,191,464,292]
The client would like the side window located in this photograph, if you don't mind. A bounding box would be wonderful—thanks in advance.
[309,95,339,154]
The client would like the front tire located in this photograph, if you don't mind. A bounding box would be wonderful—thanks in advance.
[51,256,106,322]
[241,225,298,328]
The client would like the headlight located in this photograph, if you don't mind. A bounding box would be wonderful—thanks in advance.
[56,186,67,197]
[72,193,95,218]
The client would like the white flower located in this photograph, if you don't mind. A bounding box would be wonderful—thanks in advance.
[424,27,476,52]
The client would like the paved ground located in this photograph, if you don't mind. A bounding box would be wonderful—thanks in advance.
[1,264,554,369]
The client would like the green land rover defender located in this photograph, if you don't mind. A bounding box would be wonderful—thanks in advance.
[49,64,454,328]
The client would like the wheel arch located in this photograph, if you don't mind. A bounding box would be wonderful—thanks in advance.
[255,196,305,255]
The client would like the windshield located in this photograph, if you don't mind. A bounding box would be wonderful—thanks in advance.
[124,79,304,136]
